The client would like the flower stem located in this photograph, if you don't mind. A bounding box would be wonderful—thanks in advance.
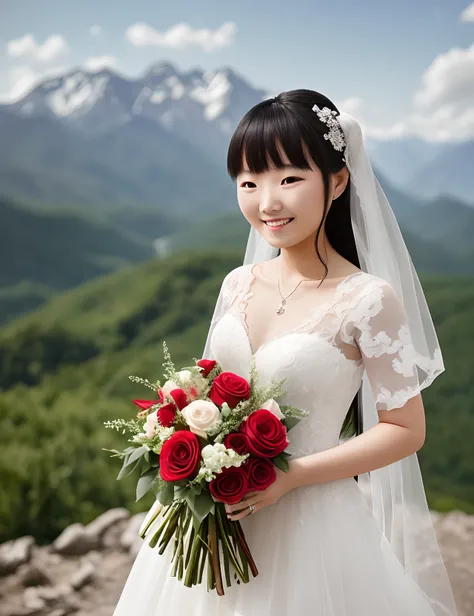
[183,524,203,588]
[208,512,224,596]
[215,505,246,581]
[147,503,176,548]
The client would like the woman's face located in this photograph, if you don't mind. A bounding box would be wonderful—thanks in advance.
[236,141,336,250]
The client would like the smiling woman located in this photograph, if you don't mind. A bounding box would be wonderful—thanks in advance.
[112,89,459,616]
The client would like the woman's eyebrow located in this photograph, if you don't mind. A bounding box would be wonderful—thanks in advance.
[241,163,298,173]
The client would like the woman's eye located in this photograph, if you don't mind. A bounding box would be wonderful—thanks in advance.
[241,177,301,188]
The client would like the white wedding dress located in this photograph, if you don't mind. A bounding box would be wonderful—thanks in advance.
[113,262,450,616]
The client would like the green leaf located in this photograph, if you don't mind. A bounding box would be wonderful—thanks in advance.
[271,454,289,472]
[140,453,151,474]
[190,490,215,527]
[136,470,157,501]
[117,456,141,480]
[190,482,203,496]
[174,485,189,501]
[157,481,175,506]
[283,416,300,431]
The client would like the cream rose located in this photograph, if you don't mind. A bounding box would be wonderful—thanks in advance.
[176,369,207,401]
[144,411,158,439]
[161,379,180,396]
[261,398,285,420]
[181,400,221,438]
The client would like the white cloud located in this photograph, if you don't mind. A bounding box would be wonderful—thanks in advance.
[460,3,474,22]
[125,21,236,52]
[7,34,69,62]
[410,43,474,140]
[82,55,117,72]
[89,25,103,37]
[0,65,66,102]
[362,43,474,142]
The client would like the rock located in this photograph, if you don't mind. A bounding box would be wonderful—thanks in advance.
[0,536,35,576]
[22,586,46,611]
[52,524,99,556]
[70,562,96,591]
[22,563,53,587]
[26,583,81,614]
[101,519,129,550]
[121,513,146,556]
[82,550,102,567]
[85,509,130,542]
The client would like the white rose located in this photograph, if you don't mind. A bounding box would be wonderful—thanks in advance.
[144,412,158,439]
[261,398,285,420]
[168,370,207,401]
[161,379,180,396]
[181,400,221,438]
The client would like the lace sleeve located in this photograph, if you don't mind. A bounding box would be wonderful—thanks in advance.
[344,281,423,411]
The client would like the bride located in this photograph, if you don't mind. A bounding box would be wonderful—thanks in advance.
[113,89,459,615]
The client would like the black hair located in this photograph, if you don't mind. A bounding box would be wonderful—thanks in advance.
[227,89,362,455]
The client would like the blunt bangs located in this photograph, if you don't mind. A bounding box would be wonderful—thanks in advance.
[227,100,326,181]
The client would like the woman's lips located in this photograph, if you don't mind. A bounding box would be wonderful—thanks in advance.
[263,218,294,231]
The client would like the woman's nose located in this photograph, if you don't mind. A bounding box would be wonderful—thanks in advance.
[259,190,283,215]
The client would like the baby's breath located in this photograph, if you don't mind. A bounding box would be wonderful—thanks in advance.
[128,375,161,392]
[161,340,178,381]
[104,418,142,435]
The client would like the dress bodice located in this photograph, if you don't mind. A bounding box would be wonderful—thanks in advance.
[208,263,424,456]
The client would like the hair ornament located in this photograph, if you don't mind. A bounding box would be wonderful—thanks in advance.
[311,104,347,155]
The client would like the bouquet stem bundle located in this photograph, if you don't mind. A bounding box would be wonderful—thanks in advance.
[140,499,258,594]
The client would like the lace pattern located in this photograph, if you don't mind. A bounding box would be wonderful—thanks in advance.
[341,281,444,411]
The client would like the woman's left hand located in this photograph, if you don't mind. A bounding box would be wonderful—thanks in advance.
[224,468,294,521]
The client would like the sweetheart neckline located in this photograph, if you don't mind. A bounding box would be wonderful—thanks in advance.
[224,311,364,368]
[235,267,367,357]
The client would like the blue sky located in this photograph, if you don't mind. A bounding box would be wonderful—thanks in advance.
[1,0,473,141]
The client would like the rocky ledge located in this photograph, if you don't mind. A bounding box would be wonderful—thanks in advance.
[0,508,473,616]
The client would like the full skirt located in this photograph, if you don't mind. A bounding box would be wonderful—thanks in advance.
[113,476,437,616]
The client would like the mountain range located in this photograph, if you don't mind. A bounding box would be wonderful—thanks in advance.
[1,60,471,209]
[0,60,473,327]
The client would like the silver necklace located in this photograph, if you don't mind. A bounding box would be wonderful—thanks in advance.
[276,272,313,315]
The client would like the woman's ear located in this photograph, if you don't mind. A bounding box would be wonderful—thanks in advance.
[332,166,349,200]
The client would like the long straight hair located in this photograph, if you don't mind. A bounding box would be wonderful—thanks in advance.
[227,89,362,448]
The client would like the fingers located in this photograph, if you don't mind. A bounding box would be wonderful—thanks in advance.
[224,494,261,514]
[227,501,261,521]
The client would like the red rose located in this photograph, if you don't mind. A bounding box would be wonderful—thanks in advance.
[157,403,177,427]
[197,359,216,377]
[209,372,251,409]
[159,431,200,482]
[240,409,288,458]
[169,388,188,410]
[244,456,276,491]
[209,466,248,505]
[224,432,252,456]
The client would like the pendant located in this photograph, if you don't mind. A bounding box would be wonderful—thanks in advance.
[276,299,286,315]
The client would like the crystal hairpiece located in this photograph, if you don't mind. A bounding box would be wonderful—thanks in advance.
[311,104,346,154]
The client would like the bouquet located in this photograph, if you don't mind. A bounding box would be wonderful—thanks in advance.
[104,341,308,595]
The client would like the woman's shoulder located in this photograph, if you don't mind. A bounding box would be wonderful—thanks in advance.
[219,264,253,299]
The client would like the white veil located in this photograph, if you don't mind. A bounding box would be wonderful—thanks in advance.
[203,110,458,615]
